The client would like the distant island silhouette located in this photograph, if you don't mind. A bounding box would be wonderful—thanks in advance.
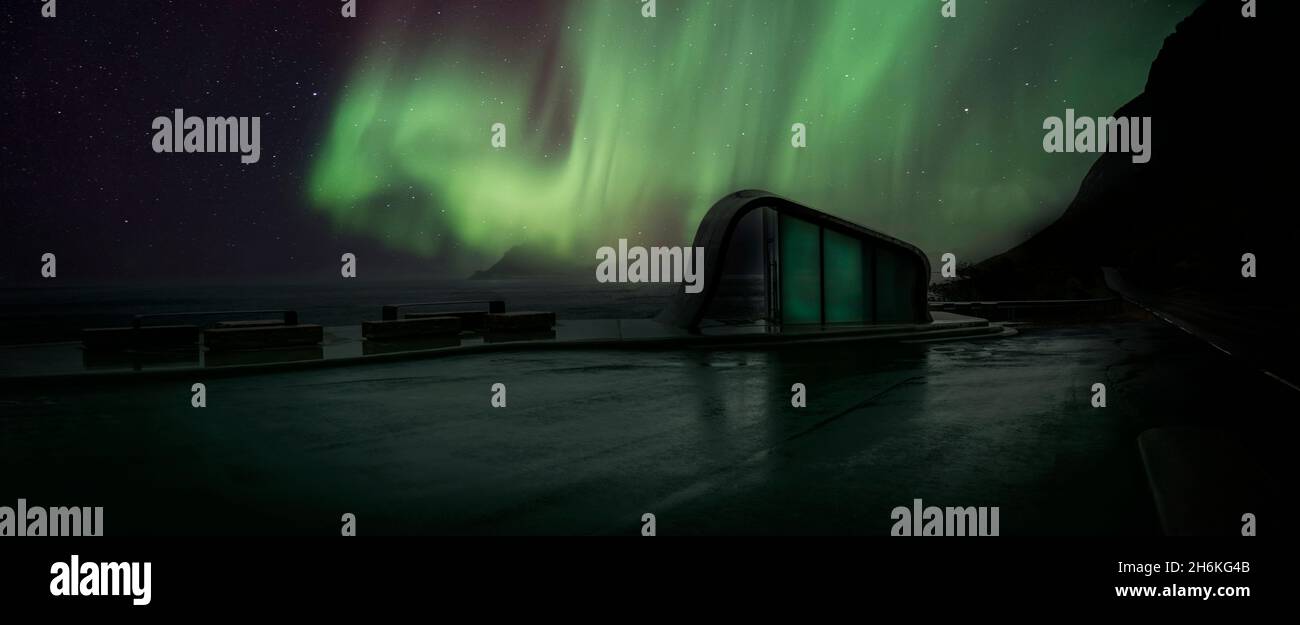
[469,244,588,280]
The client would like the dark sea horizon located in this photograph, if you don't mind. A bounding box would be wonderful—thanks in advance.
[0,278,677,345]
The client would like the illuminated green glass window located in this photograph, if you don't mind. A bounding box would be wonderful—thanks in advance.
[779,214,821,324]
[777,215,915,325]
[823,229,865,323]
[875,246,916,322]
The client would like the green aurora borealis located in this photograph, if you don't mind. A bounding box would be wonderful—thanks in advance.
[307,0,1197,269]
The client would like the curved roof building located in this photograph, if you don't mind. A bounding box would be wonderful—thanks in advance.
[658,190,932,331]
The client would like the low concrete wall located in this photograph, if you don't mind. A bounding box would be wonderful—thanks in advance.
[362,317,461,341]
[928,298,1123,321]
[213,319,286,329]
[203,324,323,351]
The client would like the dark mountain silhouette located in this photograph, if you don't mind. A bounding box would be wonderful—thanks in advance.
[469,244,586,280]
[941,0,1296,382]
[946,0,1285,304]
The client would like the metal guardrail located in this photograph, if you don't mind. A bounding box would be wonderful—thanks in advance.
[131,309,299,329]
[381,300,505,321]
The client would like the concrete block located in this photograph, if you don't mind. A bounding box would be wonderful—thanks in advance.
[406,310,489,331]
[82,325,201,351]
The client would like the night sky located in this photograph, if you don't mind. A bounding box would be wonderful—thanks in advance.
[2,0,1201,285]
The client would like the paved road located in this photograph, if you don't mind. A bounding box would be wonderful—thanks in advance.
[1,320,1285,535]
[1104,267,1300,391]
